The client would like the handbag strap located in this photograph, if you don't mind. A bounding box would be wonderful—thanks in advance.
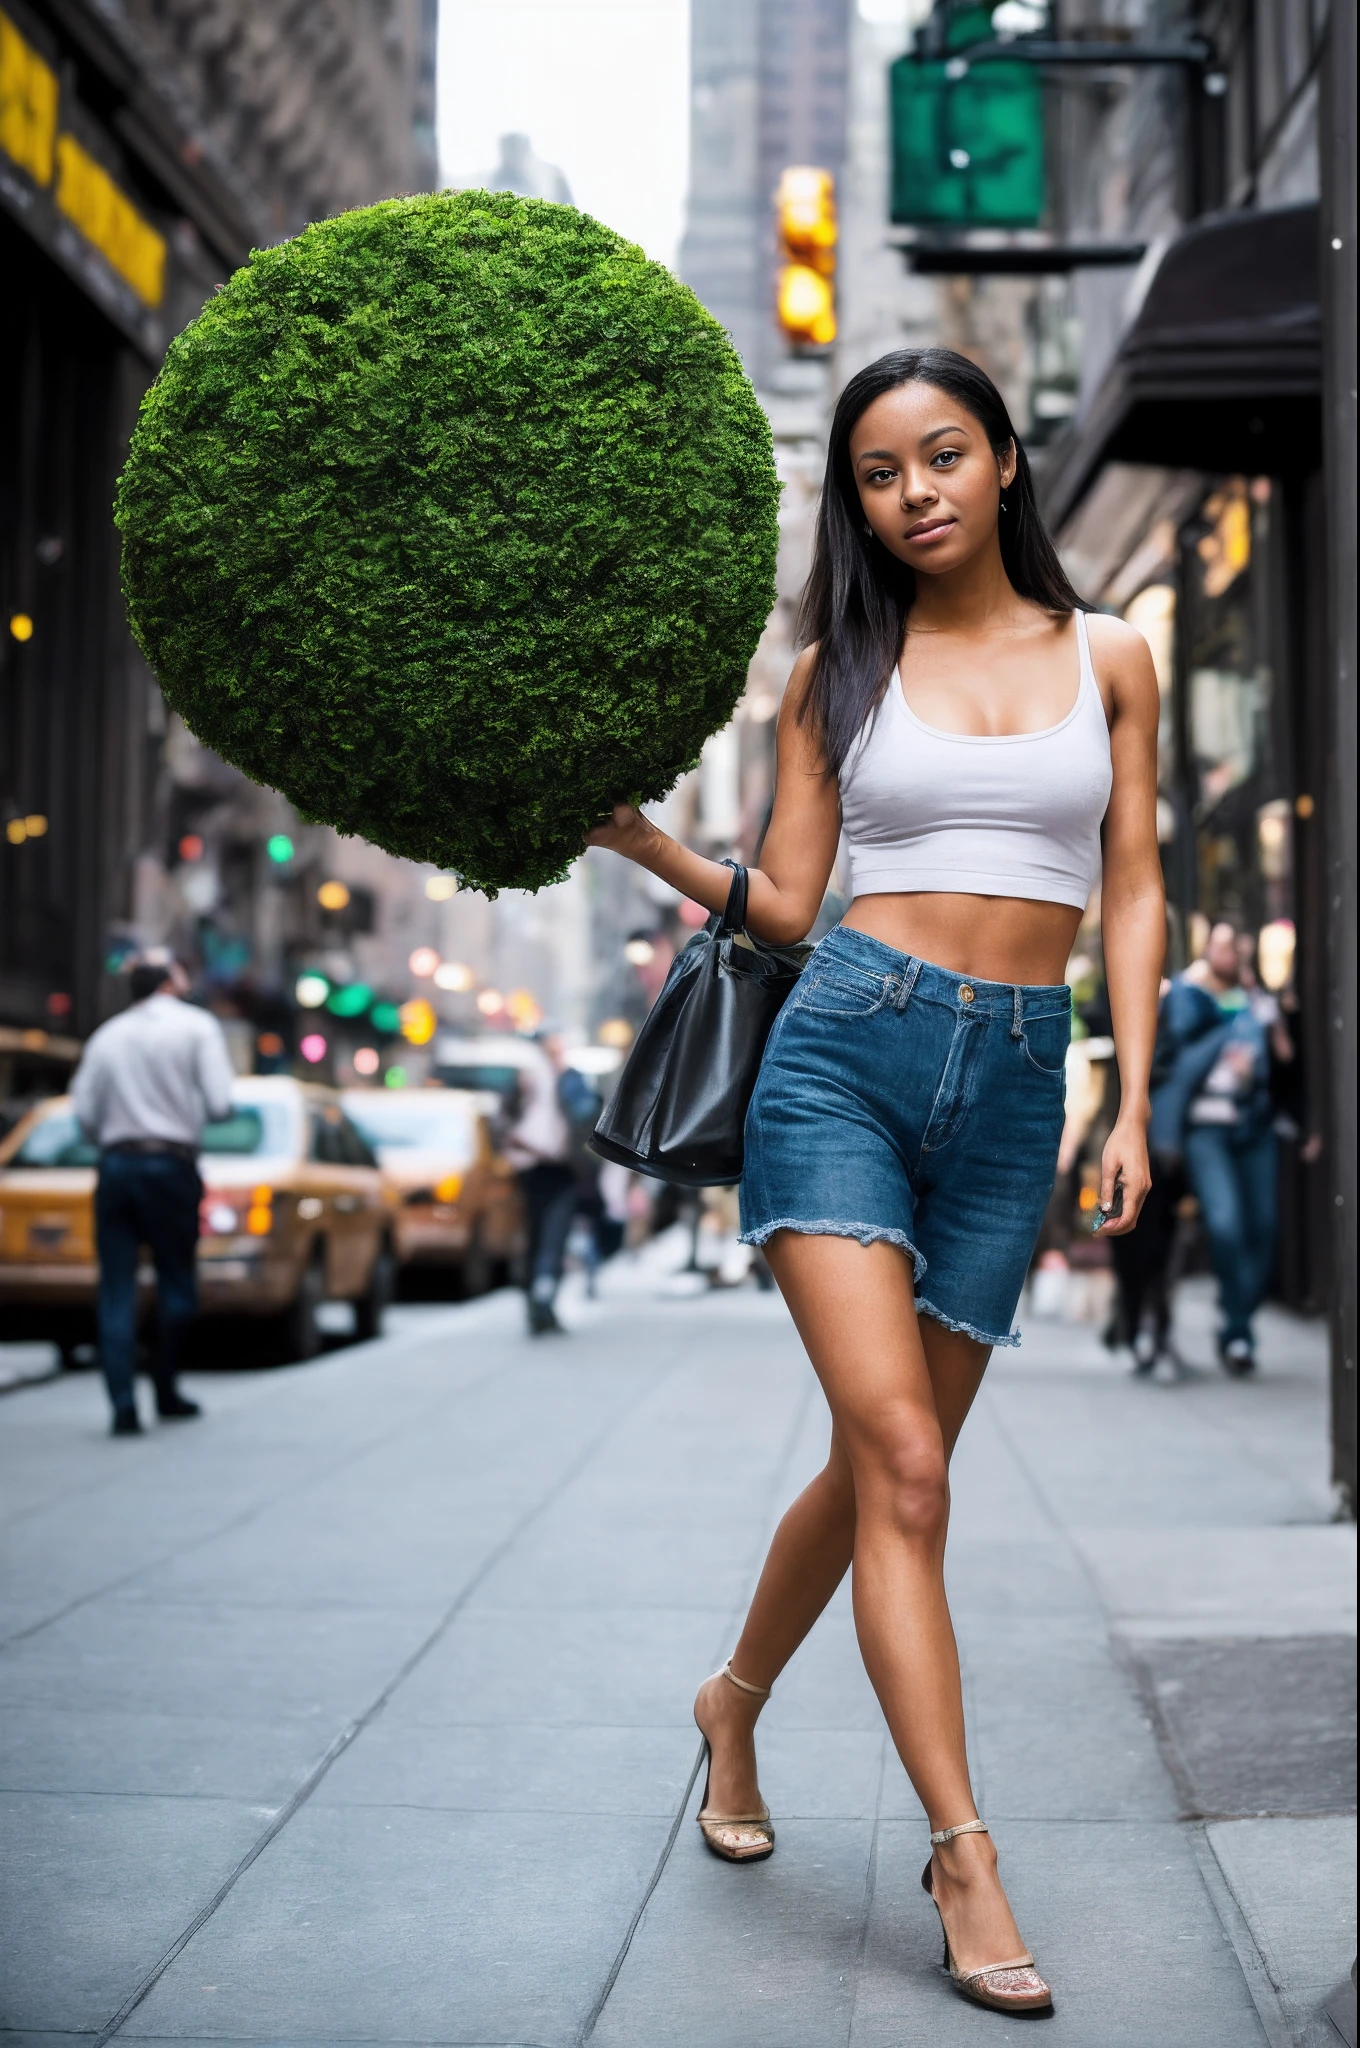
[719,860,748,935]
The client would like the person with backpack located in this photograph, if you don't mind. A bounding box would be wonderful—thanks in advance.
[1149,920,1276,1373]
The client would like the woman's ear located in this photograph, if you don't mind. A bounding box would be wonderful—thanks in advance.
[999,439,1018,490]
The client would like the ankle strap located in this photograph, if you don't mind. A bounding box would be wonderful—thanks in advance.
[930,1819,989,1845]
[722,1660,771,1699]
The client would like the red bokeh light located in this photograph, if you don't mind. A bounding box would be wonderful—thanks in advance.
[46,991,72,1017]
[178,833,205,862]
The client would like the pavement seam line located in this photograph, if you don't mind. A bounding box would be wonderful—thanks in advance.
[844,1735,889,2046]
[1186,1822,1295,2048]
[986,1387,1299,2047]
[87,1359,681,2047]
[0,1342,520,1651]
[576,1737,709,2046]
[577,1358,818,2044]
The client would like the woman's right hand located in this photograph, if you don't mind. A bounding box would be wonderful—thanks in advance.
[585,804,658,859]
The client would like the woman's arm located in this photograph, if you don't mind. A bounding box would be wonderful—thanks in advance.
[1088,614,1167,1234]
[585,648,843,945]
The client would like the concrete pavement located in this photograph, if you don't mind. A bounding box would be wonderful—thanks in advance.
[0,1247,1354,2046]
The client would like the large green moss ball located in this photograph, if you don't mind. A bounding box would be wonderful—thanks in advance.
[115,191,779,894]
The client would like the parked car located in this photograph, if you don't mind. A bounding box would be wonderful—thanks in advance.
[340,1086,524,1293]
[0,1077,395,1361]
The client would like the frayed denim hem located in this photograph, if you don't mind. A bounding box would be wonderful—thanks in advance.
[739,1217,927,1285]
[916,1296,1021,1349]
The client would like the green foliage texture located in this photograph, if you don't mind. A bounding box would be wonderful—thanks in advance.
[115,191,780,894]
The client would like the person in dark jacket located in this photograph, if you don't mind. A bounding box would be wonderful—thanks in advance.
[1149,921,1275,1374]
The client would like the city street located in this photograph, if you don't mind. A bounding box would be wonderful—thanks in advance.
[1,1247,1354,2048]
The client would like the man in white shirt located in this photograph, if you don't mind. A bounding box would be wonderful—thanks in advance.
[72,957,235,1433]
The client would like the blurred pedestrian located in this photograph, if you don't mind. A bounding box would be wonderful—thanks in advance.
[72,956,235,1434]
[1150,920,1276,1374]
[505,1030,578,1335]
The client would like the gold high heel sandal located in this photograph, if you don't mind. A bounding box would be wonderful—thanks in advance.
[694,1662,775,1863]
[921,1821,1053,2015]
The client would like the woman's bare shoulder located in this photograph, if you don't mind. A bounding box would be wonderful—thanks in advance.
[1083,609,1154,672]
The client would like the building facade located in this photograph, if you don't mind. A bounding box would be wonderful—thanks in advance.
[0,0,437,1104]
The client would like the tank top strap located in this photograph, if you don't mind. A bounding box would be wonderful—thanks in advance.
[1074,607,1094,691]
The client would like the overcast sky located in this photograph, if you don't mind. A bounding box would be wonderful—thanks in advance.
[438,0,691,270]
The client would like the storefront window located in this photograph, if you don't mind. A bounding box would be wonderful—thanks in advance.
[1177,477,1287,931]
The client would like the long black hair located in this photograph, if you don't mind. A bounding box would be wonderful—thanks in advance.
[795,347,1084,777]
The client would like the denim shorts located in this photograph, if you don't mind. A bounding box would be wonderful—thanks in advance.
[739,926,1071,1348]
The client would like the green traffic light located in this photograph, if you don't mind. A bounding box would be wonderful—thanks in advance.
[266,833,295,863]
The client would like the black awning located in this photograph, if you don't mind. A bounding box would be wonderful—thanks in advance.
[1042,204,1321,528]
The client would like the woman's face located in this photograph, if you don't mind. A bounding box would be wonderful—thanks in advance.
[848,381,1015,575]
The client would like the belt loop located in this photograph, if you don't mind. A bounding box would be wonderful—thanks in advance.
[1012,986,1024,1039]
[895,957,923,1013]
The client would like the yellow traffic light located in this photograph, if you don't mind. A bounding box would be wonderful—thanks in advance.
[775,166,837,347]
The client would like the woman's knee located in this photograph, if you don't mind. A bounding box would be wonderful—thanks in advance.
[853,1412,949,1541]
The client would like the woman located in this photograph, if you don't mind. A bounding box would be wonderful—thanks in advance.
[588,348,1163,2015]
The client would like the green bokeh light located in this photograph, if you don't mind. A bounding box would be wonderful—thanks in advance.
[266,833,295,863]
[384,1065,407,1088]
[369,1001,401,1035]
[326,982,373,1018]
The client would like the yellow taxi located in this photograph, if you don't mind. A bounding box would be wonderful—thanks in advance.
[0,1077,395,1360]
[340,1086,524,1293]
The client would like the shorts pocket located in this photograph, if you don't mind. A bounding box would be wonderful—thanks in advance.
[794,961,893,1018]
[1021,1010,1072,1077]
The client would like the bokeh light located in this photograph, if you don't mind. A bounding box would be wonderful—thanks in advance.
[425,874,458,901]
[408,946,440,978]
[9,613,33,641]
[299,1032,327,1063]
[623,937,655,966]
[178,833,204,862]
[317,879,350,912]
[433,961,474,992]
[506,989,543,1031]
[476,988,505,1017]
[295,972,329,1008]
[399,997,437,1046]
[353,1046,380,1076]
[266,833,295,863]
[384,1065,407,1088]
[327,982,373,1018]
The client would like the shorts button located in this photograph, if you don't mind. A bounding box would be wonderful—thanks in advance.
[959,984,975,1004]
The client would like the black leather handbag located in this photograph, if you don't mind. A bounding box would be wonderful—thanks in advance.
[590,864,810,1187]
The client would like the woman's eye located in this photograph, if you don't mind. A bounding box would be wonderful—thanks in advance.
[866,467,895,485]
[932,450,961,467]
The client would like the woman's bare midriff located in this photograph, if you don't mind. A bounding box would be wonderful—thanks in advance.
[840,892,1082,988]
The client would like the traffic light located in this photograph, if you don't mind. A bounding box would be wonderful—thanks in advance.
[775,166,837,347]
[891,5,1045,227]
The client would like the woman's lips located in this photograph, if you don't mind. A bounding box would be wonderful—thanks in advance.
[904,517,956,543]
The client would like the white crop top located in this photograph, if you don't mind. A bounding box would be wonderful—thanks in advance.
[838,609,1113,912]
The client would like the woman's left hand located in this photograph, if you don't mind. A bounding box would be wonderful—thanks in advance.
[1096,1115,1152,1235]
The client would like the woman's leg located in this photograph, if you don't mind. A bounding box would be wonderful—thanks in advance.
[696,1242,998,1898]
[722,1232,1026,1969]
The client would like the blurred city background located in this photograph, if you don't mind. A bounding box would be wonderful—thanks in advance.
[0,2,1354,2043]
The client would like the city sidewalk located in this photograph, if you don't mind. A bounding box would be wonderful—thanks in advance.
[0,1249,1354,2047]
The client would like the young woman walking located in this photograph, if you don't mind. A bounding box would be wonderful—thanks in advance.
[588,348,1164,2015]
